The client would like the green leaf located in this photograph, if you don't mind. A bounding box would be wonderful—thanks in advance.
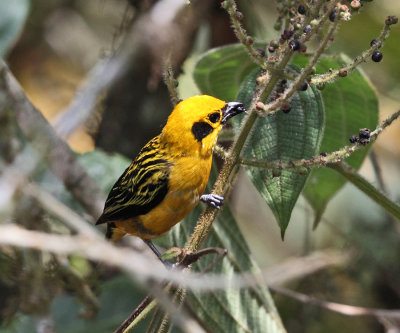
[77,149,130,193]
[193,44,325,236]
[0,0,30,57]
[234,70,325,237]
[193,43,264,101]
[164,169,286,333]
[297,55,379,227]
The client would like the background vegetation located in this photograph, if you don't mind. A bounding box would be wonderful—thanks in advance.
[0,0,400,332]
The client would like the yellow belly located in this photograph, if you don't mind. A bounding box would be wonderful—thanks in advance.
[114,154,212,240]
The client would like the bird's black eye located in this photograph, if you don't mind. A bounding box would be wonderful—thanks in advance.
[208,112,221,123]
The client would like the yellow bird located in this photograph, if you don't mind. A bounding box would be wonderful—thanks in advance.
[96,95,245,264]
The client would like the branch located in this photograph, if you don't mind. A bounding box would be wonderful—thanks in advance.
[0,224,351,291]
[311,22,392,85]
[0,60,105,218]
[255,14,340,116]
[225,1,268,69]
[162,59,180,107]
[240,109,400,170]
[271,286,400,319]
[53,0,213,138]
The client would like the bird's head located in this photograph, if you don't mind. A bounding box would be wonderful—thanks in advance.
[161,95,245,156]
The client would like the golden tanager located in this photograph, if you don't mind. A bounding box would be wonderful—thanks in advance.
[96,95,245,264]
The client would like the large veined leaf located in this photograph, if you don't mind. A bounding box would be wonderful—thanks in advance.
[0,0,30,56]
[165,168,286,333]
[233,70,325,237]
[193,43,264,102]
[295,55,379,227]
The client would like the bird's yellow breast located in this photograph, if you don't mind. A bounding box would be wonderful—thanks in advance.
[114,153,212,239]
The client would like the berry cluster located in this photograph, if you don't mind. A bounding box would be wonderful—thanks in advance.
[349,128,371,145]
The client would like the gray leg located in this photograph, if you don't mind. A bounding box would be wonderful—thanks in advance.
[200,194,224,209]
[143,239,171,268]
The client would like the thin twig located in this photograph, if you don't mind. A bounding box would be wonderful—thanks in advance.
[0,226,350,291]
[162,59,180,107]
[114,296,155,333]
[256,14,340,116]
[226,0,269,69]
[25,183,101,238]
[311,23,392,85]
[54,0,213,138]
[240,109,400,170]
[0,60,105,218]
[271,286,400,319]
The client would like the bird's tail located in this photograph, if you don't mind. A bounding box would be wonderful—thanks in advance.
[105,222,125,242]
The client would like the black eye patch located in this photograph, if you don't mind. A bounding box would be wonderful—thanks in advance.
[192,122,214,141]
[208,112,221,123]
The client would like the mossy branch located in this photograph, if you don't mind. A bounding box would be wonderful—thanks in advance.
[311,23,392,85]
[240,109,400,171]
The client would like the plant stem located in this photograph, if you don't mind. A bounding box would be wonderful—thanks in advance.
[329,162,400,222]
[311,23,391,85]
[240,109,400,170]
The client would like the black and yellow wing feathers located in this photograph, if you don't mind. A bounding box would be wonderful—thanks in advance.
[96,136,170,225]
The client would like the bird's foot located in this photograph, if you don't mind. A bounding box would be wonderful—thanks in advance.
[200,194,224,209]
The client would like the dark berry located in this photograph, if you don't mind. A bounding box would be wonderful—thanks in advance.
[328,35,334,41]
[298,5,306,14]
[359,128,371,139]
[329,11,336,22]
[281,103,291,113]
[289,40,300,51]
[349,135,358,143]
[246,36,254,45]
[303,25,312,33]
[299,82,308,91]
[320,152,327,157]
[385,15,398,26]
[370,38,382,48]
[371,51,383,62]
[270,40,279,48]
[256,48,266,57]
[268,46,275,53]
[235,11,244,21]
[282,29,294,40]
[339,69,348,77]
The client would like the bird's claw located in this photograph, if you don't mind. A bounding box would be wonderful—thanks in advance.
[200,194,224,209]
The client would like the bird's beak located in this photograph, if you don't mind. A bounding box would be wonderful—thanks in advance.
[221,102,246,124]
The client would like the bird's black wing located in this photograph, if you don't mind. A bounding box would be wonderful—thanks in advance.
[96,137,170,224]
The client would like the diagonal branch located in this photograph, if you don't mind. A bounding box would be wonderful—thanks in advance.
[272,286,400,319]
[0,60,105,218]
